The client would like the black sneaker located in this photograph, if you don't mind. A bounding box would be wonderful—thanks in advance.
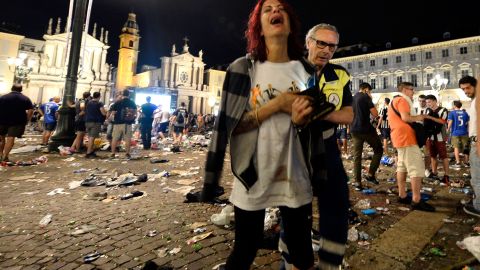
[427,172,439,180]
[364,175,379,185]
[463,205,480,217]
[397,196,412,204]
[411,200,435,212]
[85,152,98,158]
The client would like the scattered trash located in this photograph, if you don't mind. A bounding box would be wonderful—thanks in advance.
[10,145,42,154]
[362,189,376,195]
[264,207,280,231]
[387,178,396,183]
[361,209,376,215]
[73,168,89,174]
[47,188,70,196]
[429,247,447,257]
[421,187,433,192]
[398,207,410,211]
[20,191,40,195]
[68,180,83,189]
[358,231,370,240]
[347,227,358,242]
[443,218,455,223]
[39,214,53,227]
[71,224,97,235]
[58,146,72,156]
[186,231,213,245]
[357,241,370,246]
[146,230,157,237]
[380,156,394,166]
[193,227,207,233]
[354,199,371,210]
[137,174,148,183]
[120,190,144,200]
[63,157,76,162]
[157,248,168,257]
[150,158,169,164]
[9,175,36,181]
[168,247,181,255]
[189,222,208,230]
[192,243,202,252]
[83,251,102,263]
[211,205,234,226]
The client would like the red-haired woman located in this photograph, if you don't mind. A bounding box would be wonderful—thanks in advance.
[202,0,316,269]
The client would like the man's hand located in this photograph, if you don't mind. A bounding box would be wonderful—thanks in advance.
[291,97,313,126]
[273,92,305,114]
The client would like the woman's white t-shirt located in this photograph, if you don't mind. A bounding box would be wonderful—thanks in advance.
[230,60,313,211]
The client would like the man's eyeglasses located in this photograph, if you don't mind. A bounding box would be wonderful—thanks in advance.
[309,37,338,52]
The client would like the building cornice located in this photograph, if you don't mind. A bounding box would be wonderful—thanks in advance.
[332,36,480,63]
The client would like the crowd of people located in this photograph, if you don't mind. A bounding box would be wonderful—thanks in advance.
[1,0,479,269]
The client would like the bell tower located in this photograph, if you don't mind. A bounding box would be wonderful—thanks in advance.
[116,13,140,91]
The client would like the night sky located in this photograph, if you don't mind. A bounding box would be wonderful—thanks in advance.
[2,0,479,70]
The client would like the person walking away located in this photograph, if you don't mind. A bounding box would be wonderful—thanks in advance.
[110,90,137,159]
[351,82,383,190]
[70,92,91,152]
[447,100,470,168]
[459,75,480,217]
[84,92,107,158]
[139,96,157,150]
[172,102,188,145]
[0,84,33,162]
[39,96,60,145]
[388,82,435,212]
[200,0,315,269]
[377,97,392,155]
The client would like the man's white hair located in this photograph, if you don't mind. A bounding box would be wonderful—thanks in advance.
[305,23,339,44]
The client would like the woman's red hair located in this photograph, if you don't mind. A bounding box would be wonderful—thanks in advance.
[245,0,303,62]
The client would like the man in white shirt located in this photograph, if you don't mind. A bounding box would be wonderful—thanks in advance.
[459,76,479,217]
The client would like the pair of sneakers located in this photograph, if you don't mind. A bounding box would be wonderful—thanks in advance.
[397,195,435,212]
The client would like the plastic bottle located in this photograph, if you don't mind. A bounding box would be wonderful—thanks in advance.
[362,189,376,195]
[361,209,377,215]
[39,213,53,227]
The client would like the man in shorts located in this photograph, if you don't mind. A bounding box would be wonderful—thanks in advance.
[110,90,137,159]
[0,84,33,162]
[388,82,435,212]
[84,92,107,158]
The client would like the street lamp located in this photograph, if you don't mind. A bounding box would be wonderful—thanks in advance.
[430,74,448,92]
[7,52,35,84]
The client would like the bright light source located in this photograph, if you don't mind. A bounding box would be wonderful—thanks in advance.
[19,53,27,60]
[7,58,14,65]
[135,93,171,112]
[208,96,216,107]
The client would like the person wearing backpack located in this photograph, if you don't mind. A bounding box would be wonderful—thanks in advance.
[110,89,137,159]
[387,82,435,212]
[424,94,450,184]
[172,102,188,145]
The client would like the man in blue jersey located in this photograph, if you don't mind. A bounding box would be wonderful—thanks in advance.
[39,96,60,145]
[448,100,470,168]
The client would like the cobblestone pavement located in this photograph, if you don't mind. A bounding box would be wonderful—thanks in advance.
[0,135,281,270]
[1,134,479,270]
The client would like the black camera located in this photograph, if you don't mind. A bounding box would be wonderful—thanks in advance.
[298,83,335,122]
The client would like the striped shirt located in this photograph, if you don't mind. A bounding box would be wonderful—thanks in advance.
[379,106,390,129]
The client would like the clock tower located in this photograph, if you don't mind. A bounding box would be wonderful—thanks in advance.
[116,13,140,91]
